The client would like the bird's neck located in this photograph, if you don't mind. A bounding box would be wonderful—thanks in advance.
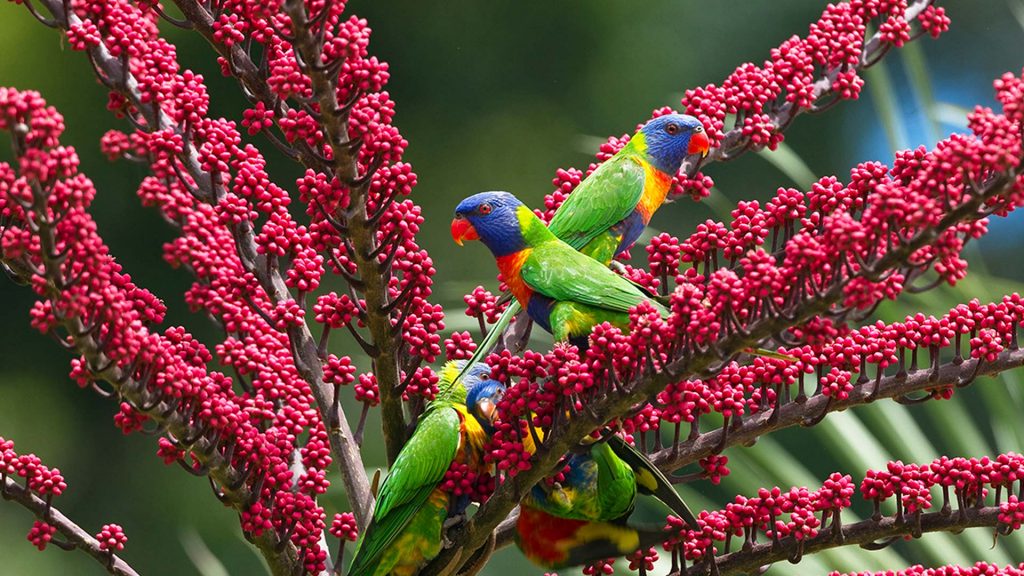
[496,248,534,307]
[631,132,684,175]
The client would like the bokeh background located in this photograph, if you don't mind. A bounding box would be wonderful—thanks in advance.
[1,2,1023,574]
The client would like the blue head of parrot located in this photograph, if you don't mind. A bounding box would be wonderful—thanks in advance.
[638,114,709,174]
[452,191,529,257]
[463,363,505,432]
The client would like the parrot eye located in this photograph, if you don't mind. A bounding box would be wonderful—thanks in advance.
[695,126,704,132]
[478,203,493,215]
[665,123,680,135]
[454,212,464,219]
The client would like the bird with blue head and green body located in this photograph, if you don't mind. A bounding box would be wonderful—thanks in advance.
[347,361,504,576]
[451,190,670,350]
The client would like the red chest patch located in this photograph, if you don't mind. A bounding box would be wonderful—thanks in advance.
[495,249,533,306]
[638,162,674,221]
[516,505,587,565]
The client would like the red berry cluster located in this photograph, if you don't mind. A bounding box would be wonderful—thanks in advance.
[664,453,1024,570]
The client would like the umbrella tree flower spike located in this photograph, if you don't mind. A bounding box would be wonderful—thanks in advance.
[7,0,1024,575]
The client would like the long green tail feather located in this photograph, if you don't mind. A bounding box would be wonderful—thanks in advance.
[746,347,798,362]
[454,300,521,384]
[606,435,697,529]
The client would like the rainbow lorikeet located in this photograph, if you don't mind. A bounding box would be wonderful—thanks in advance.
[516,435,696,569]
[459,114,708,369]
[347,361,504,576]
[451,191,669,350]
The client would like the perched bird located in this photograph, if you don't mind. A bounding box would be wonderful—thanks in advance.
[459,114,708,372]
[452,191,668,350]
[517,435,695,569]
[548,114,708,265]
[347,361,504,576]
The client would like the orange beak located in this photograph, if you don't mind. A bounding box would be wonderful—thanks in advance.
[688,130,710,158]
[451,217,479,246]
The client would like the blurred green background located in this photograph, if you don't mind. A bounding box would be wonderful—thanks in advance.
[1,1,1023,574]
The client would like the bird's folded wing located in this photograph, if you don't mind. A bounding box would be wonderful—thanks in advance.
[349,407,461,574]
[547,154,646,252]
[521,242,660,314]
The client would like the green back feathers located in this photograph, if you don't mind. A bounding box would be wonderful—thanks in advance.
[547,140,646,258]
[520,236,667,317]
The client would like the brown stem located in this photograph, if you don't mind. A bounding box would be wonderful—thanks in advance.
[280,0,408,465]
[705,506,1004,576]
[1,477,140,576]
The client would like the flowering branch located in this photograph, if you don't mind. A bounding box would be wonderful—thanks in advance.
[278,0,410,465]
[708,507,1003,576]
[685,0,941,172]
[2,474,137,576]
[32,0,376,531]
[651,344,1024,474]
[159,0,430,466]
[532,0,950,212]
[668,452,1024,575]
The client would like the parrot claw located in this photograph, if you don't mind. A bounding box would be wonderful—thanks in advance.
[442,514,466,550]
[443,512,467,532]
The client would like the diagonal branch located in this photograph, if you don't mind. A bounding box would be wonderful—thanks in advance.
[1,477,140,576]
[707,506,1005,576]
[485,345,1024,552]
[652,347,1024,473]
[681,0,937,174]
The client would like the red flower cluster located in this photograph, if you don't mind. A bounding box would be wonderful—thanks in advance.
[667,452,1024,569]
[96,523,128,553]
[329,512,358,542]
[834,563,1024,576]
[0,436,81,551]
[538,0,950,211]
[439,462,496,503]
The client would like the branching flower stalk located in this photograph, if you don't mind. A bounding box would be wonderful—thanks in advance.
[1,438,138,576]
[6,0,1024,575]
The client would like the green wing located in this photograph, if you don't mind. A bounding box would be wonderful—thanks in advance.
[348,406,462,575]
[606,435,697,528]
[521,241,666,315]
[547,153,646,252]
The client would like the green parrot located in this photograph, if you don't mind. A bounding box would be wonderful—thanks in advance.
[459,114,709,366]
[451,191,669,349]
[347,361,504,576]
[515,430,696,569]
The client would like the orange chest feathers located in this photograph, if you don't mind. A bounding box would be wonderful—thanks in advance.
[495,249,534,306]
[637,161,675,221]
